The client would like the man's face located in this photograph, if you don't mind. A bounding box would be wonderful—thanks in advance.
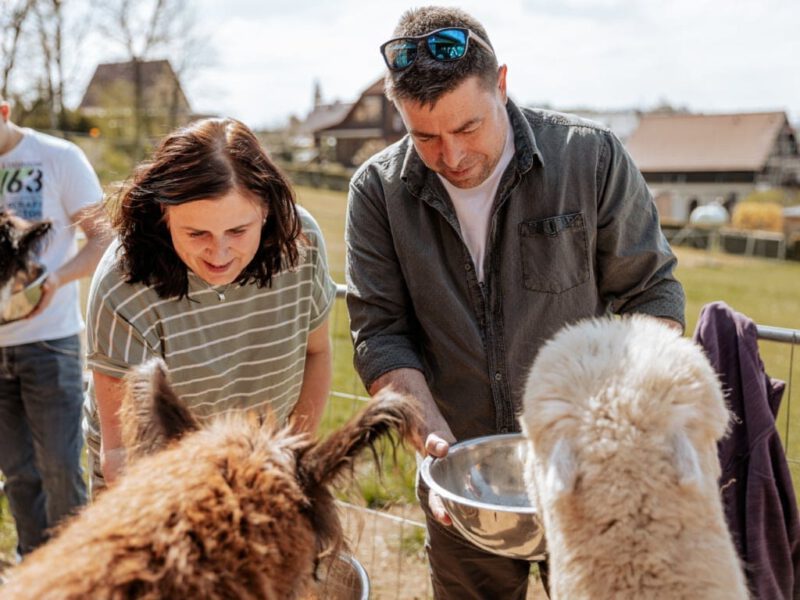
[164,187,266,286]
[396,68,508,189]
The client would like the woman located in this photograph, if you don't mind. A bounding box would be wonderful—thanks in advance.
[84,118,336,489]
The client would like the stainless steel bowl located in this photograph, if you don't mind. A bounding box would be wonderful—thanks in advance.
[420,433,546,561]
[0,268,46,325]
[316,553,370,600]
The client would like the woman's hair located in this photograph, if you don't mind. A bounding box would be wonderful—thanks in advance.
[113,118,302,299]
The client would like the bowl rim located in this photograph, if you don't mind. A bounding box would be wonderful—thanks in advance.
[17,270,48,293]
[1,270,48,324]
[322,552,369,599]
[419,432,538,514]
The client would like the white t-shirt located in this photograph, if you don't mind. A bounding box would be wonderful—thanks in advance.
[0,128,103,346]
[438,114,515,282]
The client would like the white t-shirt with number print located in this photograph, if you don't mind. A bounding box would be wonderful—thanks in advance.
[0,128,103,346]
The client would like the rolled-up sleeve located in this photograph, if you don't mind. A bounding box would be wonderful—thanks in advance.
[595,132,686,328]
[345,178,425,388]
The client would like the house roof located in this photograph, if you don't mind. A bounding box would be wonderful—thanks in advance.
[299,102,354,134]
[361,77,385,96]
[322,77,382,133]
[626,111,789,172]
[305,76,386,135]
[79,59,190,111]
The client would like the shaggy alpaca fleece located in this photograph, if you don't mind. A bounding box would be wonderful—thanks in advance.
[0,359,419,600]
[520,316,748,600]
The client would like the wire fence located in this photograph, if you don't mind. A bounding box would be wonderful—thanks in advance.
[1,287,797,599]
[322,285,434,599]
[323,285,800,598]
[756,324,799,463]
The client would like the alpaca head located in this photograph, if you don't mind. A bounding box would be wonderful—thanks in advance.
[110,358,422,597]
[0,211,51,308]
[520,315,729,521]
[1,358,420,599]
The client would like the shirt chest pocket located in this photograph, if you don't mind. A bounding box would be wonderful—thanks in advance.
[518,212,589,294]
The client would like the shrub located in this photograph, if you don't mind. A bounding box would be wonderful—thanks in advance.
[731,202,784,232]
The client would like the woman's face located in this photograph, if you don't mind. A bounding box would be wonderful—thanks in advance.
[165,188,265,286]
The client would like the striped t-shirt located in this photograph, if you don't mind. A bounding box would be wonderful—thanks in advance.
[83,206,336,464]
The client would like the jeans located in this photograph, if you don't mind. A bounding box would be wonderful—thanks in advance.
[0,335,87,554]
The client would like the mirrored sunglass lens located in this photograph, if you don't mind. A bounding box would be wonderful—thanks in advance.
[385,40,417,69]
[427,29,467,61]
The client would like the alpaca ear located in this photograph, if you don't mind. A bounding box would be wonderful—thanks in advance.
[120,358,200,460]
[297,388,420,492]
[671,429,702,487]
[545,437,577,496]
[17,220,52,256]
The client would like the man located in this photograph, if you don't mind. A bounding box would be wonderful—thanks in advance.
[0,97,110,555]
[346,6,685,599]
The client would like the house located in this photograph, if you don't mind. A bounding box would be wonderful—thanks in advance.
[292,100,354,162]
[625,111,800,222]
[303,77,405,167]
[79,59,193,135]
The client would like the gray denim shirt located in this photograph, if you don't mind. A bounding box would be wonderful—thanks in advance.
[346,100,685,441]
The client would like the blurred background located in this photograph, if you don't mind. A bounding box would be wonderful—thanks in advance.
[2,1,799,597]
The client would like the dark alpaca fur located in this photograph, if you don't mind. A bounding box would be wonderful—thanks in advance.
[0,210,51,293]
[0,359,420,599]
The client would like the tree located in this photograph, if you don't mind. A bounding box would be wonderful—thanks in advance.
[3,0,95,130]
[93,0,199,158]
[1,0,36,101]
[32,0,66,129]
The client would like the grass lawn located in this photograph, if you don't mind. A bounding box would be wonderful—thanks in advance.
[295,184,800,503]
[2,184,798,559]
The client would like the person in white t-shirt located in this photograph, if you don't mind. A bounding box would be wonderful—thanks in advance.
[0,96,111,556]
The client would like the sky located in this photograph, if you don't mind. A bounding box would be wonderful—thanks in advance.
[95,0,800,128]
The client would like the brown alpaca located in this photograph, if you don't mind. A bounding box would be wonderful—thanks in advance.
[0,359,419,599]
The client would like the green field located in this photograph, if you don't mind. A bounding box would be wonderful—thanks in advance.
[296,185,800,502]
[2,184,799,561]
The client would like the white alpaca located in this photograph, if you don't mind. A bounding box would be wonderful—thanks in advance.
[520,316,748,600]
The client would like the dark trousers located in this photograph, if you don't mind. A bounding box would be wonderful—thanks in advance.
[0,335,87,554]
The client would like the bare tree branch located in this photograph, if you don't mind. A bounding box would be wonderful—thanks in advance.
[93,0,198,157]
[1,0,37,99]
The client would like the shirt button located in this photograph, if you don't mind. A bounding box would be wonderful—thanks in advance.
[465,263,472,271]
[494,372,502,381]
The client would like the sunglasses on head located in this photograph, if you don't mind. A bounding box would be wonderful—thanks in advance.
[380,27,494,71]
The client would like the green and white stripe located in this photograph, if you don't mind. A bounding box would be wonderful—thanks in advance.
[82,207,336,463]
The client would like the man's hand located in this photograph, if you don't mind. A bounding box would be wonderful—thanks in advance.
[425,431,454,526]
[26,272,61,319]
[26,203,111,321]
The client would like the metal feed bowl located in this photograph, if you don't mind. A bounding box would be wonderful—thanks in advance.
[0,266,46,325]
[420,433,546,561]
[316,553,370,600]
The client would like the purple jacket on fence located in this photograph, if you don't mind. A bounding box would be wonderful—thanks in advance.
[694,301,800,600]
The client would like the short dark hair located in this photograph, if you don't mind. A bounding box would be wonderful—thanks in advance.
[113,118,302,299]
[383,6,498,107]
